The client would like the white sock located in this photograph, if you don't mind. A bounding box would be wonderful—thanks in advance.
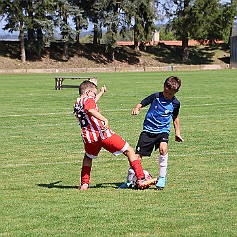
[159,154,168,177]
[127,167,135,182]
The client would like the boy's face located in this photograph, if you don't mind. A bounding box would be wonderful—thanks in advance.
[163,86,176,100]
[86,87,97,98]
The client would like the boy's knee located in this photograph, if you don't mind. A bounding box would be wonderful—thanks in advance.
[160,150,167,156]
[159,143,168,156]
[123,146,134,156]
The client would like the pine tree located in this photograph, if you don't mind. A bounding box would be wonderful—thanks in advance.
[0,0,28,62]
[163,0,236,61]
[53,0,81,60]
[121,0,157,51]
[69,0,88,44]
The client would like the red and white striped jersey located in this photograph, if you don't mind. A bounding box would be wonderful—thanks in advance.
[74,96,114,143]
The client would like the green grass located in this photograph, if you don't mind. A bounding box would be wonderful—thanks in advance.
[0,70,236,237]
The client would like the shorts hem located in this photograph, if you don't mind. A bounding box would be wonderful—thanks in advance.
[85,152,98,159]
[113,142,129,156]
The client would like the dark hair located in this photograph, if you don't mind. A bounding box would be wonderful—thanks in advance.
[164,76,181,92]
[79,80,97,95]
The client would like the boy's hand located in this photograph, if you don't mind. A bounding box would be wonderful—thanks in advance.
[175,134,184,142]
[102,119,108,131]
[95,85,107,102]
[131,108,140,115]
[100,85,107,94]
[131,104,142,115]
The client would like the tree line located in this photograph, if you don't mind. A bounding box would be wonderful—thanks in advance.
[0,0,236,63]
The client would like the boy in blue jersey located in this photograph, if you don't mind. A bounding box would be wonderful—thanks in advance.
[119,76,184,190]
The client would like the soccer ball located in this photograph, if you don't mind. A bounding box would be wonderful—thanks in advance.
[127,168,152,183]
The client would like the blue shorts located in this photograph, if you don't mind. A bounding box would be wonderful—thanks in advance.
[135,131,169,156]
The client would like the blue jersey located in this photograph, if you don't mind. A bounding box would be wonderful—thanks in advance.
[141,92,180,134]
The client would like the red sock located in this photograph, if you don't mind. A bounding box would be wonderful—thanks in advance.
[81,166,91,185]
[130,160,145,180]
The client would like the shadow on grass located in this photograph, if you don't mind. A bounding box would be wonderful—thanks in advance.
[144,44,213,64]
[37,181,78,189]
[0,41,229,66]
[143,43,229,65]
[36,181,123,189]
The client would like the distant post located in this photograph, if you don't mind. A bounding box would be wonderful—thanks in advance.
[152,31,160,45]
[230,36,237,69]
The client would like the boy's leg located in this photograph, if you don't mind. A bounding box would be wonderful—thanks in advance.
[100,134,145,180]
[125,146,145,180]
[124,147,158,189]
[159,153,168,177]
[156,154,168,190]
[118,167,135,189]
[156,141,168,190]
[118,153,143,189]
[80,154,92,190]
[102,134,155,189]
[80,142,101,190]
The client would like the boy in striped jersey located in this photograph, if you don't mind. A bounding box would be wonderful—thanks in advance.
[74,80,155,190]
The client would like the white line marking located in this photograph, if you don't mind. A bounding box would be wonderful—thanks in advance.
[0,112,70,118]
[1,101,237,118]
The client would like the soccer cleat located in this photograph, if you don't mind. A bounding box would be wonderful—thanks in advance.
[156,177,166,190]
[79,183,89,190]
[137,177,158,190]
[118,181,134,189]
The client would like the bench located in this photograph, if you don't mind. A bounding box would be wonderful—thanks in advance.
[55,76,97,90]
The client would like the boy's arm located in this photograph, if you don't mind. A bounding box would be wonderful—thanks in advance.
[173,115,184,142]
[95,85,106,103]
[88,108,108,131]
[131,93,156,115]
[131,103,143,115]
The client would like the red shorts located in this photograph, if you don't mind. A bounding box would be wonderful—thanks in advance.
[84,133,129,159]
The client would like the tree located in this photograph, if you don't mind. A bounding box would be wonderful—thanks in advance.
[0,0,58,60]
[82,0,104,45]
[189,0,236,44]
[26,0,55,58]
[33,1,55,57]
[52,0,81,60]
[69,0,88,44]
[167,0,193,61]
[121,0,157,51]
[102,0,120,61]
[223,0,237,43]
[0,0,28,62]
[163,0,236,61]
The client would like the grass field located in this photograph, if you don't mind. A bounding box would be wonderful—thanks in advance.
[0,70,236,237]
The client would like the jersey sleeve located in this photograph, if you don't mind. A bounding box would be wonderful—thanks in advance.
[83,97,97,112]
[140,92,159,107]
[172,97,180,117]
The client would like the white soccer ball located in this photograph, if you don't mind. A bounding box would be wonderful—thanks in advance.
[127,168,152,183]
